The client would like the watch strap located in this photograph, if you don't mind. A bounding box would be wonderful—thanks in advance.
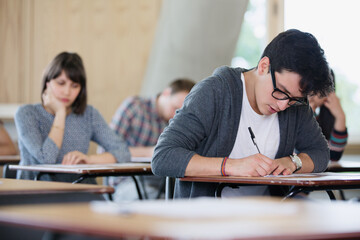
[290,154,302,172]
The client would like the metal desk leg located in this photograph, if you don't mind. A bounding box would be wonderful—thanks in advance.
[107,192,113,201]
[339,190,346,200]
[102,177,114,201]
[165,177,174,200]
[326,190,337,200]
[131,176,143,200]
[35,172,44,181]
[215,183,227,198]
[156,177,166,199]
[72,175,86,184]
[138,176,149,199]
[282,186,304,201]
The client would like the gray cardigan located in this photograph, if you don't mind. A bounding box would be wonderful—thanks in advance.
[152,66,329,198]
[15,104,131,183]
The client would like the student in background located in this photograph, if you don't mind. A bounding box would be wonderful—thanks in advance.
[0,120,17,155]
[15,52,130,183]
[309,70,348,161]
[152,29,334,198]
[106,78,195,200]
[110,79,195,157]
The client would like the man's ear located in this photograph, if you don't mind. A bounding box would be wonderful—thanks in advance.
[257,56,270,75]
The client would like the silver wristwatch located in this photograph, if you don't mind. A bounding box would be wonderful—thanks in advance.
[290,154,302,172]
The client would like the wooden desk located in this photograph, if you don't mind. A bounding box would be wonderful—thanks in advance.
[0,197,359,239]
[327,160,360,172]
[9,163,152,199]
[326,159,360,200]
[0,178,114,195]
[0,178,114,205]
[9,163,152,181]
[0,155,20,165]
[180,172,360,200]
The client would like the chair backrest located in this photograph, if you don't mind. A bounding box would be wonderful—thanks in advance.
[2,164,17,178]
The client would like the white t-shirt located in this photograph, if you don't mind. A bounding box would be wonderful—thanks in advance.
[222,73,280,197]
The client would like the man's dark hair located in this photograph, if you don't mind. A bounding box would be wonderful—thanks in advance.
[261,29,334,97]
[168,78,196,95]
[41,52,87,114]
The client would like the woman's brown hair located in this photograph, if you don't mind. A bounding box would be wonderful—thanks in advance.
[41,52,87,114]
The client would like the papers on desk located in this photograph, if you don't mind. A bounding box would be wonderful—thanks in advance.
[265,173,321,178]
[90,197,298,219]
[266,172,360,178]
[31,163,149,169]
[131,157,152,163]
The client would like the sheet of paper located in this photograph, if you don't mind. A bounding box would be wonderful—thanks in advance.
[131,157,152,163]
[266,172,360,177]
[90,197,298,219]
[34,163,149,169]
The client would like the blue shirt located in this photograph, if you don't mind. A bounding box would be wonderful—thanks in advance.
[15,104,130,183]
[110,96,167,146]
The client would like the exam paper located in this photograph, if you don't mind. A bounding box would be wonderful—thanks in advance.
[264,172,360,180]
[90,197,298,219]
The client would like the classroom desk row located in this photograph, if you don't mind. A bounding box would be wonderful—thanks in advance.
[5,159,360,201]
[4,156,360,175]
[0,178,114,205]
[0,197,359,239]
[180,172,360,200]
[9,162,152,182]
[0,158,360,239]
[0,178,115,239]
[9,162,153,200]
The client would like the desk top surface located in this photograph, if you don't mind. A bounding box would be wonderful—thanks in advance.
[0,178,114,195]
[327,159,360,172]
[0,197,359,240]
[180,172,360,186]
[9,162,152,174]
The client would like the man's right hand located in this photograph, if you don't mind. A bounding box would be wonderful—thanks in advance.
[226,153,275,177]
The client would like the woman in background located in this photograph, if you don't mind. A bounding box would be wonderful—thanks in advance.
[15,52,130,183]
[309,70,348,161]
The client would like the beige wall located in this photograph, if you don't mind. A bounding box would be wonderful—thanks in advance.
[0,0,162,121]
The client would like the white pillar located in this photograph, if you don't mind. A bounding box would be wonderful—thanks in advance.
[141,0,249,96]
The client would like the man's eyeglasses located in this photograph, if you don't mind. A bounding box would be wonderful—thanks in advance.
[270,66,308,106]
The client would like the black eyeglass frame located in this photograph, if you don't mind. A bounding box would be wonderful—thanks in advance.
[270,65,308,106]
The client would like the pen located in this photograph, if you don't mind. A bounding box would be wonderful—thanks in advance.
[248,127,261,153]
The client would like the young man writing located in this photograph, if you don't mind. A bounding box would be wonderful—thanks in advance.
[152,29,334,198]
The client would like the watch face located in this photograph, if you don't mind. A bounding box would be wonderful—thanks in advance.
[291,154,302,170]
[295,155,302,168]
